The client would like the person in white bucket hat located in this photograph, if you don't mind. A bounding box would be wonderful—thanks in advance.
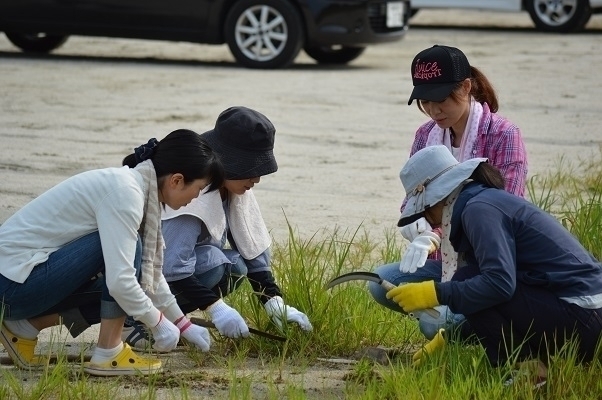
[370,44,529,344]
[383,145,602,383]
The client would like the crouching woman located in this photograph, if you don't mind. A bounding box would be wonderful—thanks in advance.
[387,145,602,379]
[0,129,223,376]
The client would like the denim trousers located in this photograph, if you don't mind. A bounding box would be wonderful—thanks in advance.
[0,231,141,337]
[368,260,467,340]
[454,265,602,366]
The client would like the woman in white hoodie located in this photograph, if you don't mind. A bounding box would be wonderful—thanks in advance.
[122,107,312,348]
[0,129,223,376]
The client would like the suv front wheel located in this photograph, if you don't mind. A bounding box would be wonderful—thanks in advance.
[304,45,366,65]
[526,0,592,32]
[224,0,303,69]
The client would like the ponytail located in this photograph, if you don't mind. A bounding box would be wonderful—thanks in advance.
[418,66,499,113]
[470,162,505,189]
[468,66,498,112]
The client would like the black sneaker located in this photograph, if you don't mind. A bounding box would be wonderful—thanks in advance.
[121,323,154,351]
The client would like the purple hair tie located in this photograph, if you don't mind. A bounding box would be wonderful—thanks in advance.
[134,138,159,162]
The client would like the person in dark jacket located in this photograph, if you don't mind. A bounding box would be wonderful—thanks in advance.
[386,145,602,379]
[122,106,312,348]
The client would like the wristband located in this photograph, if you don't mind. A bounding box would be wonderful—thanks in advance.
[175,316,192,333]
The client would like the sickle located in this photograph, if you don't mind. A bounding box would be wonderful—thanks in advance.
[189,317,287,342]
[326,271,440,319]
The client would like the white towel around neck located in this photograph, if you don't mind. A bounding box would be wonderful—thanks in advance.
[162,189,271,260]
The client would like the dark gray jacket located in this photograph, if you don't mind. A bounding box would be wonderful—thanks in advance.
[436,183,602,315]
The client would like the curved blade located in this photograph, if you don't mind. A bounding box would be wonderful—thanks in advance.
[326,271,386,289]
[326,271,441,319]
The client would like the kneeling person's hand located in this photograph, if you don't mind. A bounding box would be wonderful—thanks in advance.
[386,281,439,313]
[176,316,211,351]
[149,313,180,352]
[207,299,250,339]
[399,231,440,273]
[413,328,446,366]
[264,296,313,331]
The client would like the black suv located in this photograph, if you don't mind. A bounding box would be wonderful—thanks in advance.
[0,0,410,69]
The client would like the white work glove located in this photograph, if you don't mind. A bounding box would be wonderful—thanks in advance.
[207,299,250,339]
[399,217,432,242]
[264,296,313,331]
[399,231,441,273]
[176,316,211,352]
[149,313,180,352]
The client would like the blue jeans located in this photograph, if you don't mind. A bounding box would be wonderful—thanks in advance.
[368,260,467,339]
[197,256,248,291]
[0,231,141,337]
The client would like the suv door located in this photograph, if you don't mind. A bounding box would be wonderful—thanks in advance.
[0,0,209,38]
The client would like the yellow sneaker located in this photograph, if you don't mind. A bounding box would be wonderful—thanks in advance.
[0,323,48,369]
[83,343,162,376]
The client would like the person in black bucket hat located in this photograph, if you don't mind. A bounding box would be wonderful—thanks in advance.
[201,106,278,180]
[121,107,312,349]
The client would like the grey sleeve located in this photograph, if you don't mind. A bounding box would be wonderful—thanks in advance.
[162,215,205,282]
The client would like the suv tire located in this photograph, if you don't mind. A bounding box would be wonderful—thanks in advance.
[526,0,592,32]
[225,0,304,69]
[5,32,68,53]
[304,46,365,64]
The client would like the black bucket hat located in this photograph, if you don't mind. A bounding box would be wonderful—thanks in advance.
[201,106,278,180]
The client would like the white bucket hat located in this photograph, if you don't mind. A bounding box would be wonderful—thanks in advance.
[398,145,488,227]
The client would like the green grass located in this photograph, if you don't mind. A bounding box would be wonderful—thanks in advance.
[1,149,601,398]
[528,146,602,260]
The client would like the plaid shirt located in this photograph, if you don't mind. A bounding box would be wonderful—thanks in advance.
[403,102,528,260]
[409,102,528,197]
